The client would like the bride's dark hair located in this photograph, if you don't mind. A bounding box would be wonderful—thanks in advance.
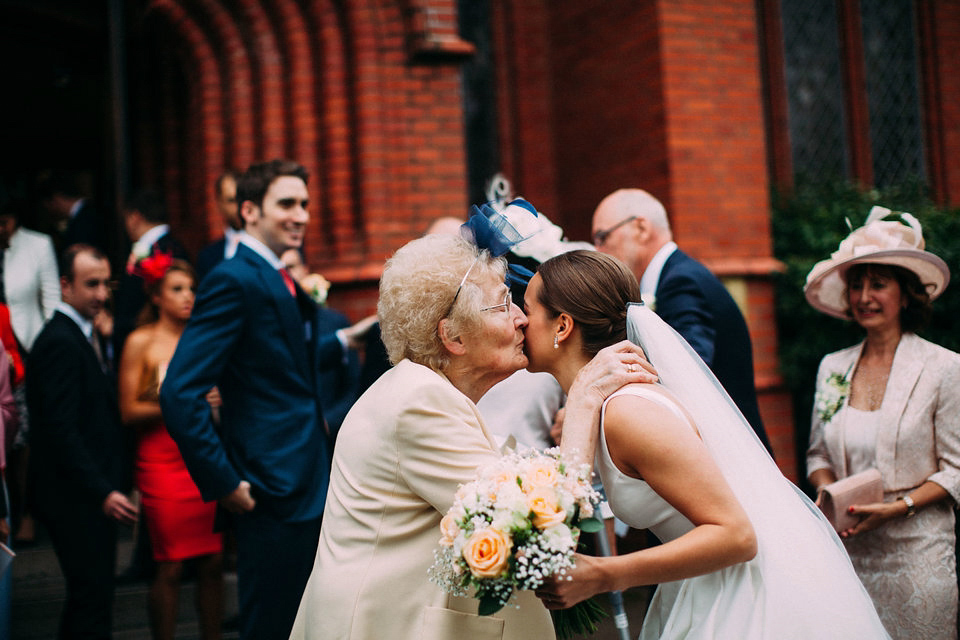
[537,250,642,356]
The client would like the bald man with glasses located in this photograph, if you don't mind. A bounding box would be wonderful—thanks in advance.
[592,188,772,454]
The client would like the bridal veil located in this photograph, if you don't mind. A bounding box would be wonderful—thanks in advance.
[626,303,889,638]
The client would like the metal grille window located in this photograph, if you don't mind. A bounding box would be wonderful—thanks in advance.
[781,0,847,181]
[861,0,925,187]
[778,0,926,187]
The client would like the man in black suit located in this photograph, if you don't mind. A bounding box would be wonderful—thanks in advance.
[26,244,138,638]
[196,170,241,282]
[37,172,108,255]
[592,188,772,453]
[113,189,190,359]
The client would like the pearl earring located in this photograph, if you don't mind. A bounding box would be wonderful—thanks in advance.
[553,334,559,349]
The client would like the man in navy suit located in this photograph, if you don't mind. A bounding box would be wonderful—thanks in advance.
[592,188,772,453]
[160,159,350,639]
[27,244,138,638]
[195,169,241,283]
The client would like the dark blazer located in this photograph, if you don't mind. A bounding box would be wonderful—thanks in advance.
[160,243,340,522]
[26,311,128,513]
[358,322,391,394]
[315,306,360,439]
[655,249,771,452]
[196,236,227,283]
[60,200,107,254]
[113,231,191,359]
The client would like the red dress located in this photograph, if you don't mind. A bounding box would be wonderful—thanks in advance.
[136,371,222,561]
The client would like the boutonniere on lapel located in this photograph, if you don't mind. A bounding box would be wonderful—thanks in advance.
[815,369,851,423]
[126,243,153,274]
[299,272,331,306]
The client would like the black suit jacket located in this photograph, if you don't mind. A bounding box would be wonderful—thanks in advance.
[60,200,107,254]
[196,236,227,283]
[26,311,129,515]
[113,231,191,359]
[655,249,771,452]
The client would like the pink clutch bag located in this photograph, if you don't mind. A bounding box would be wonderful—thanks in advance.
[819,468,883,532]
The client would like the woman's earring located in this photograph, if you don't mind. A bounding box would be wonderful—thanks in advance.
[553,334,559,349]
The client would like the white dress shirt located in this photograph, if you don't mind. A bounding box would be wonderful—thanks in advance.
[639,240,678,299]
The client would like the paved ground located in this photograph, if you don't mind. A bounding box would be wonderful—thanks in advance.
[11,525,653,639]
[11,524,239,640]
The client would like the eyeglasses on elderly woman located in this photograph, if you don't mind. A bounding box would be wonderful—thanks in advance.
[479,290,512,314]
[445,255,513,318]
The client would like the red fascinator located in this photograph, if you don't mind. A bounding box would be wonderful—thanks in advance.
[132,249,175,287]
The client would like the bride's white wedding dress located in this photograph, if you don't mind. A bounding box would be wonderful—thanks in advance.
[599,305,891,639]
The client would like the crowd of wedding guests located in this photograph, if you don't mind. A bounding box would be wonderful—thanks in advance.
[1,160,957,640]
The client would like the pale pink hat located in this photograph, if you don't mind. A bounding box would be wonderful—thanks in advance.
[804,206,950,319]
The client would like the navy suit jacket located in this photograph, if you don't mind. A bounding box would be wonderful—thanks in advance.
[160,243,339,522]
[314,306,360,439]
[196,236,227,283]
[655,249,771,452]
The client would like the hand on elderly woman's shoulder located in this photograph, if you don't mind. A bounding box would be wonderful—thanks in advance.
[570,340,657,407]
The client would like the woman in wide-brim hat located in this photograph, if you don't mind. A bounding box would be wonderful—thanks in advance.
[805,206,960,639]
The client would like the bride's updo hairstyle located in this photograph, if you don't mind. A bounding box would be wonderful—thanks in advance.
[537,250,642,357]
[379,233,506,371]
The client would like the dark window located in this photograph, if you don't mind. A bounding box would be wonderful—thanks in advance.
[779,0,925,186]
[781,0,848,181]
[861,0,925,186]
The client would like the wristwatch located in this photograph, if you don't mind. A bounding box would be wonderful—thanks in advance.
[899,494,916,518]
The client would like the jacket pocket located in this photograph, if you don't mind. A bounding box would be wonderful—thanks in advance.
[421,606,504,640]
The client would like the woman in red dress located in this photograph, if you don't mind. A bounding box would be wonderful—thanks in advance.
[119,257,223,640]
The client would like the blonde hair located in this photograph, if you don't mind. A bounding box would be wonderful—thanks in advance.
[378,234,506,371]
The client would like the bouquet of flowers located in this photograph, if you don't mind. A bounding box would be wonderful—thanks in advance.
[429,448,606,638]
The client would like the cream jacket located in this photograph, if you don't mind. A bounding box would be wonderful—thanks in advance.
[807,332,960,501]
[290,359,555,640]
[3,227,60,351]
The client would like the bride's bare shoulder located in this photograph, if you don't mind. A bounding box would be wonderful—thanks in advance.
[605,384,700,443]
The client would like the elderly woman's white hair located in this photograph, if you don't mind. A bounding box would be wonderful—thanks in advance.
[378,233,507,372]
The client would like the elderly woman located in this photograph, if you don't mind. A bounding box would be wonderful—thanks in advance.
[805,207,960,639]
[290,233,649,640]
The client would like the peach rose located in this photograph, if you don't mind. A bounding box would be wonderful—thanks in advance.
[462,528,512,578]
[439,513,460,547]
[528,486,567,529]
[522,461,560,491]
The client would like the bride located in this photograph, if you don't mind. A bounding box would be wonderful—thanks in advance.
[527,250,889,639]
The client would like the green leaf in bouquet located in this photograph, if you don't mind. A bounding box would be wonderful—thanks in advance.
[578,517,604,533]
[478,594,505,616]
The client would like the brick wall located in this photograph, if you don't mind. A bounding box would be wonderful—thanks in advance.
[133,0,474,317]
[919,1,960,208]
[493,0,796,476]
